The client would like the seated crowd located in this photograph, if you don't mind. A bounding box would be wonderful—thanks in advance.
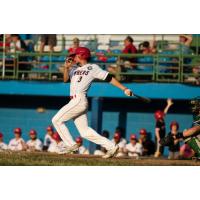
[0,123,194,160]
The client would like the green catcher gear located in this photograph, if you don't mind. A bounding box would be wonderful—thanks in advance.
[184,136,200,157]
[190,96,200,126]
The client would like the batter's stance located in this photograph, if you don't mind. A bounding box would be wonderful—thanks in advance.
[52,47,133,158]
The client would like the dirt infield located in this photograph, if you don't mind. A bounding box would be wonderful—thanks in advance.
[0,151,199,166]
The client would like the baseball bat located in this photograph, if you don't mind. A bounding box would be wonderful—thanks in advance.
[132,93,151,103]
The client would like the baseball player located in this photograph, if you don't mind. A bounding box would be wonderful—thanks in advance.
[154,98,174,157]
[43,125,54,150]
[139,128,155,156]
[124,134,143,158]
[48,132,66,154]
[0,132,8,151]
[111,132,127,157]
[75,137,90,155]
[8,128,27,151]
[26,129,43,152]
[160,96,200,159]
[52,47,133,158]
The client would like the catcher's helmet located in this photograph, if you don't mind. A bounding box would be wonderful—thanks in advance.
[154,110,164,120]
[14,127,22,134]
[170,121,179,130]
[190,96,200,115]
[139,128,147,136]
[74,47,91,60]
[29,129,37,135]
[75,137,83,144]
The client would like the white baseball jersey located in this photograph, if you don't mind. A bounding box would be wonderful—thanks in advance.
[112,138,127,148]
[44,134,54,147]
[125,142,143,157]
[0,142,8,151]
[94,149,106,156]
[27,139,43,151]
[78,145,89,155]
[48,141,66,153]
[69,64,108,96]
[8,138,25,151]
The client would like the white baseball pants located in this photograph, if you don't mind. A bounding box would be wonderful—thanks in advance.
[52,94,115,151]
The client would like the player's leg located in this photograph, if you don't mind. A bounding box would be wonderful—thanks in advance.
[74,113,115,151]
[52,99,84,147]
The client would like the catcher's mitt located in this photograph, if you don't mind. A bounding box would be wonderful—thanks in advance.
[159,135,174,146]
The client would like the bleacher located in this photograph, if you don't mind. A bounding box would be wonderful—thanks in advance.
[0,34,199,84]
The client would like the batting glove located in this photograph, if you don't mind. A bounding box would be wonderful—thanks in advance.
[124,88,133,96]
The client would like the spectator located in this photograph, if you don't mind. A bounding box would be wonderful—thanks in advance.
[39,34,57,53]
[138,36,157,54]
[0,132,8,151]
[179,34,193,50]
[10,34,27,52]
[167,121,182,159]
[8,128,27,151]
[48,132,66,153]
[26,129,43,152]
[154,98,174,158]
[107,36,137,81]
[180,143,195,159]
[111,132,126,157]
[114,126,127,144]
[68,37,80,54]
[94,130,110,156]
[43,125,54,150]
[138,128,155,156]
[124,134,143,158]
[75,137,89,155]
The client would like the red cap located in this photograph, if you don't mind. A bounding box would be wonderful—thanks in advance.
[130,134,137,140]
[75,137,83,144]
[14,128,22,134]
[154,110,164,120]
[114,132,121,140]
[170,121,179,130]
[139,128,147,136]
[29,129,37,135]
[46,126,53,131]
[73,47,91,60]
[0,133,3,138]
[52,132,61,142]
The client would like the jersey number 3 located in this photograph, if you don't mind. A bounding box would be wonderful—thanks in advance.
[77,76,82,82]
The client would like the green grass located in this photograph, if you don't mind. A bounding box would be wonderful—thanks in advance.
[0,151,200,166]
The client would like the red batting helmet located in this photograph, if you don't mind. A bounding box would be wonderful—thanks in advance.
[0,133,3,138]
[29,129,37,135]
[154,110,164,120]
[114,132,121,140]
[14,128,22,134]
[130,134,137,140]
[74,47,91,60]
[46,126,53,131]
[170,121,179,130]
[139,128,147,136]
[52,132,61,142]
[75,137,83,144]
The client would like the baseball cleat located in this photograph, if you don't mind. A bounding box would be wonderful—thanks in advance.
[102,145,119,159]
[59,144,79,155]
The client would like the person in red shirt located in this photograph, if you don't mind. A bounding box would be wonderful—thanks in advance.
[122,36,137,54]
[68,37,80,54]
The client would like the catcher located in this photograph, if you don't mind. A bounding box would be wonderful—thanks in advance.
[160,96,200,159]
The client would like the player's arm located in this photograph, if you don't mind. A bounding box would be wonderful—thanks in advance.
[106,74,133,96]
[164,98,173,115]
[183,126,200,138]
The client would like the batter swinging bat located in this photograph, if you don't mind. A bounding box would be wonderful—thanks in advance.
[132,93,151,103]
